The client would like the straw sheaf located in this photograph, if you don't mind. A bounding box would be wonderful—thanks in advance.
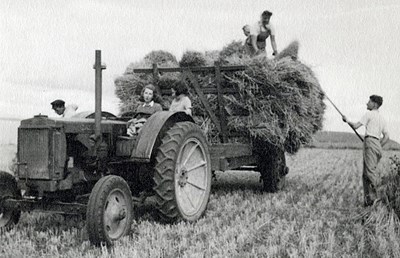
[115,41,326,154]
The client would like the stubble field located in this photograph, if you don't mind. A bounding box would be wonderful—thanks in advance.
[1,148,400,257]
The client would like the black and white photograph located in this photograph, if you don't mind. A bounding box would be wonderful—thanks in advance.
[1,0,400,257]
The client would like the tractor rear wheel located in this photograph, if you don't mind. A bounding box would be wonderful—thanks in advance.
[0,171,21,229]
[153,122,211,222]
[86,175,133,246]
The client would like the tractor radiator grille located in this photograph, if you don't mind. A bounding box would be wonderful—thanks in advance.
[18,128,51,179]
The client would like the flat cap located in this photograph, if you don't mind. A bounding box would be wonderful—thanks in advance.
[51,99,65,107]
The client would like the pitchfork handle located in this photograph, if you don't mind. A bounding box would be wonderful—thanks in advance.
[325,95,364,142]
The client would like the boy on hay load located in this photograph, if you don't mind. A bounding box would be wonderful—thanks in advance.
[342,95,390,207]
[242,25,253,55]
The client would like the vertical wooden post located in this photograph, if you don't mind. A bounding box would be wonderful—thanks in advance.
[152,63,161,94]
[215,61,228,143]
[152,63,159,81]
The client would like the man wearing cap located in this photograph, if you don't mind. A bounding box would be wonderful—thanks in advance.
[51,99,78,118]
[249,10,278,57]
[342,95,390,207]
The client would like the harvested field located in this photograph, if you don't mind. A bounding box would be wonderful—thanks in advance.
[1,148,400,257]
[309,131,400,150]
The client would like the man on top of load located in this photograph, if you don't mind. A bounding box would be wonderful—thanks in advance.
[248,10,278,57]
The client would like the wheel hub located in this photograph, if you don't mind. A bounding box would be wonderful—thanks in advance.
[116,209,126,221]
[178,167,189,187]
[108,203,126,222]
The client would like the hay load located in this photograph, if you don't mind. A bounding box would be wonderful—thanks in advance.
[275,40,299,60]
[223,55,325,153]
[115,41,325,154]
[179,50,207,67]
[115,50,179,112]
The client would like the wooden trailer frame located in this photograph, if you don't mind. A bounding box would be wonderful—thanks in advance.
[133,62,258,172]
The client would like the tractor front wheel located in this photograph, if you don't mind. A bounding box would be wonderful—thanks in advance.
[0,171,21,229]
[86,175,133,246]
[153,122,212,222]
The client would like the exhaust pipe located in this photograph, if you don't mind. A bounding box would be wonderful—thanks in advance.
[93,50,106,142]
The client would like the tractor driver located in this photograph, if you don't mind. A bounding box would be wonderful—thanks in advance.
[249,10,278,57]
[51,99,78,118]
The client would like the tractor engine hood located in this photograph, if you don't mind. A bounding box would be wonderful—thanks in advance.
[20,114,127,135]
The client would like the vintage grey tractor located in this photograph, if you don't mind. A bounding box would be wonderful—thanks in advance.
[0,50,288,246]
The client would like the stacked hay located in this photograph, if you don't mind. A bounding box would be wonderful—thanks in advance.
[275,41,299,60]
[115,50,179,112]
[358,155,400,245]
[179,51,207,67]
[115,41,325,154]
[222,53,325,153]
[218,41,247,64]
[379,155,400,217]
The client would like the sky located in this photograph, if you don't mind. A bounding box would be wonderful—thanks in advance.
[1,0,400,143]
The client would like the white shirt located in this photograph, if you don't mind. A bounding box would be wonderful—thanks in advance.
[143,101,154,107]
[249,21,276,37]
[63,104,78,118]
[360,110,388,139]
[169,95,192,115]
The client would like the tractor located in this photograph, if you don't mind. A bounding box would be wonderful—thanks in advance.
[0,50,288,246]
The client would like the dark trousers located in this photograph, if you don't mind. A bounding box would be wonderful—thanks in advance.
[363,137,382,205]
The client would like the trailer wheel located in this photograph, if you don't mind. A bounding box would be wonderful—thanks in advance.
[260,163,286,193]
[153,121,211,222]
[0,171,21,229]
[86,175,133,246]
[257,146,288,193]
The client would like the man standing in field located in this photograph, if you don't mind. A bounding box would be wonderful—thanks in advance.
[248,10,278,57]
[342,95,390,207]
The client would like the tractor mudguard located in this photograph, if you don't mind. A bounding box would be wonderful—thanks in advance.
[130,111,194,162]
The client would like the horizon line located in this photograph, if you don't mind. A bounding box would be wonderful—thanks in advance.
[0,117,23,122]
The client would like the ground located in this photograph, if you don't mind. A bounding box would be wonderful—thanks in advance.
[1,147,400,257]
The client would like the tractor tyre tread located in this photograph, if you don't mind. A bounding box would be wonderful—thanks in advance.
[0,171,21,229]
[153,121,210,222]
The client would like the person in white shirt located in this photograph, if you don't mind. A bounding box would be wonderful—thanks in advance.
[249,10,278,57]
[169,81,192,116]
[51,99,78,118]
[342,95,390,207]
